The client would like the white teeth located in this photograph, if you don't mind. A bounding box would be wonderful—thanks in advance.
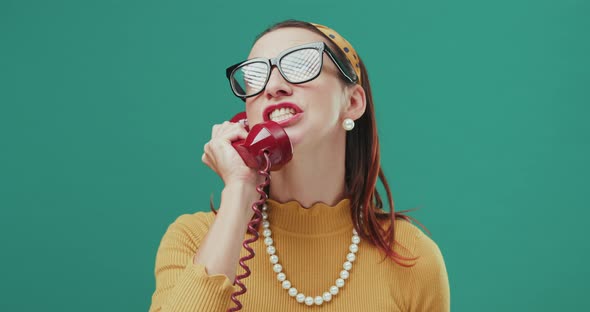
[270,113,294,122]
[269,107,296,121]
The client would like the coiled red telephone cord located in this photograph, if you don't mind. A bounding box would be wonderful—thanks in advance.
[227,151,271,311]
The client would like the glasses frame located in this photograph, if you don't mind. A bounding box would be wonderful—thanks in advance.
[225,41,358,100]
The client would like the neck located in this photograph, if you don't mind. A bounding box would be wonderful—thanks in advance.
[268,132,346,208]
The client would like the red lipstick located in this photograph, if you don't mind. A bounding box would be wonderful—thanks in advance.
[262,102,304,127]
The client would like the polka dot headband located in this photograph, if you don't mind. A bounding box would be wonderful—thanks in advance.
[310,22,362,85]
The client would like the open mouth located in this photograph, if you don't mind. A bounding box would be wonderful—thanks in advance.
[269,107,297,122]
[263,103,304,127]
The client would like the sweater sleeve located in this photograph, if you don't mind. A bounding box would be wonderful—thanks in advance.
[149,213,237,312]
[407,230,451,312]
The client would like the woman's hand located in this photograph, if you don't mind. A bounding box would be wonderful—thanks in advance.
[202,120,266,221]
[201,120,262,188]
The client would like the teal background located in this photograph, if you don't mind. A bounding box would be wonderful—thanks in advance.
[1,0,588,311]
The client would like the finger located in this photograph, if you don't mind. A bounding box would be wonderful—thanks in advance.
[203,141,216,159]
[229,117,249,128]
[220,125,249,143]
[237,119,249,128]
[212,124,220,138]
[213,120,244,139]
[202,147,217,172]
[213,120,234,136]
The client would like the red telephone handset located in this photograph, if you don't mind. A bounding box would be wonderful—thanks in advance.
[229,112,293,170]
[227,112,292,312]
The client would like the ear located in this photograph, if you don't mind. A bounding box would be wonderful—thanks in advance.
[342,84,366,121]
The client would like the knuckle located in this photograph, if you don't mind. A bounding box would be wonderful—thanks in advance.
[209,139,222,149]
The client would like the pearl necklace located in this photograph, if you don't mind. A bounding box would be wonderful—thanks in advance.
[261,203,360,306]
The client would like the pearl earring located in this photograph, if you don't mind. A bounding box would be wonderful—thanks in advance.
[342,118,355,131]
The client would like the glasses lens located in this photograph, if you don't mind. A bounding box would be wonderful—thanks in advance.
[279,48,322,83]
[232,61,269,97]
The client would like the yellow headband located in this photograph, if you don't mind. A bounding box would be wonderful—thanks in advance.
[310,22,362,85]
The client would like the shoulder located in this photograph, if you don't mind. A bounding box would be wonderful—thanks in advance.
[171,211,216,230]
[379,217,444,262]
[380,217,451,310]
[158,211,217,249]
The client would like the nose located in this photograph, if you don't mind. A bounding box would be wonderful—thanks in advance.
[264,67,293,99]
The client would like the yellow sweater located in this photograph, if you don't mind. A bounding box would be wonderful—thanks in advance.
[149,198,450,311]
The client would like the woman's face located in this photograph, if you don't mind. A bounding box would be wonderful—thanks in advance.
[245,27,350,150]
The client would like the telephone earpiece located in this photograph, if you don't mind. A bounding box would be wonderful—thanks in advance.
[229,112,293,171]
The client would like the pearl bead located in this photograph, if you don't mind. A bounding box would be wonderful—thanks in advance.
[329,286,339,295]
[340,270,350,280]
[349,243,359,253]
[353,228,358,235]
[352,235,360,244]
[305,296,314,306]
[262,220,269,228]
[277,272,286,281]
[266,246,276,255]
[314,296,323,305]
[262,212,268,220]
[342,118,355,131]
[273,264,282,273]
[296,293,305,303]
[288,287,298,297]
[322,292,332,302]
[270,255,279,264]
[263,229,272,237]
[336,278,345,288]
[264,237,273,246]
[343,261,352,271]
[282,280,291,289]
[262,204,268,211]
[347,252,356,262]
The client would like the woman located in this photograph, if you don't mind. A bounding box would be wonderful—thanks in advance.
[150,20,450,311]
